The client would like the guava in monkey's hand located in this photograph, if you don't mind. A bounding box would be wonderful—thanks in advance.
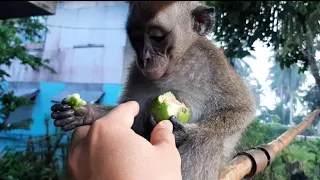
[65,93,87,110]
[148,91,191,124]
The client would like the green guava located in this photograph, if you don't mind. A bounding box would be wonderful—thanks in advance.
[65,93,87,109]
[148,91,191,124]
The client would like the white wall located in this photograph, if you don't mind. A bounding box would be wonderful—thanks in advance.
[3,1,134,84]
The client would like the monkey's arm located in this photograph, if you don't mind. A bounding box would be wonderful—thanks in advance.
[149,106,254,148]
[174,109,255,179]
[51,98,115,131]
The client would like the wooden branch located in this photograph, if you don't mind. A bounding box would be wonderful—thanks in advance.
[218,108,320,180]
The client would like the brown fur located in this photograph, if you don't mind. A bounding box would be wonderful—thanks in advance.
[51,2,256,180]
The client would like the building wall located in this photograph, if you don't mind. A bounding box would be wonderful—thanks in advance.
[0,1,135,142]
[2,1,135,84]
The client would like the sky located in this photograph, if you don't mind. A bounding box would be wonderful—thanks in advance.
[206,35,317,115]
[244,41,317,115]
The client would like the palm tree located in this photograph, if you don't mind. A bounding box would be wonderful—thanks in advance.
[267,62,307,126]
[230,57,253,78]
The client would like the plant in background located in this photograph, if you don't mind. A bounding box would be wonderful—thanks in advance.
[0,16,56,131]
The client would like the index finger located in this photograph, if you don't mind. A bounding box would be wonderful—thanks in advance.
[96,101,140,128]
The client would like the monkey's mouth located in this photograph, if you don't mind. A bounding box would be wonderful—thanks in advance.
[137,58,169,80]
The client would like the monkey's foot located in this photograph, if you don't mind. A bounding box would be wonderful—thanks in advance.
[51,98,90,131]
[169,115,188,147]
[143,113,157,140]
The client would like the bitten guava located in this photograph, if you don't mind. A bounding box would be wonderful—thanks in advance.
[65,93,86,109]
[148,91,191,124]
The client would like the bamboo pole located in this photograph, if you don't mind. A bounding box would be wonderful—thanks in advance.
[218,108,320,180]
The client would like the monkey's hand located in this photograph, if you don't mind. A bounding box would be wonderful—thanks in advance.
[168,115,188,147]
[51,98,99,131]
[143,113,188,147]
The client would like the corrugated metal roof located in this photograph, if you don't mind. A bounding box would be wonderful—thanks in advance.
[7,104,34,125]
[51,83,105,104]
[3,82,40,99]
[6,88,39,99]
[4,82,40,125]
[51,90,105,104]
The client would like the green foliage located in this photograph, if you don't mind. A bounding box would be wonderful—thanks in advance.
[268,63,306,104]
[306,139,320,179]
[0,16,56,131]
[240,120,320,179]
[241,120,289,149]
[207,1,320,87]
[0,147,58,180]
[0,91,33,131]
[258,104,290,124]
[0,120,70,180]
[0,17,55,77]
[303,85,320,112]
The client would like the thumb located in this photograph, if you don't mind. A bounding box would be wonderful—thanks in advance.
[150,120,176,147]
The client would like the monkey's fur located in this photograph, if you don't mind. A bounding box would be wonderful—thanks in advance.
[51,1,256,180]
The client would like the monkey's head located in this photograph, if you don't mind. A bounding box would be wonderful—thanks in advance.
[126,1,215,80]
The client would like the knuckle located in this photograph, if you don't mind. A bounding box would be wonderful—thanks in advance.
[91,119,102,127]
[90,119,105,132]
[51,112,56,119]
[153,127,175,144]
[162,132,175,144]
[116,103,127,110]
[54,119,60,126]
[67,153,77,170]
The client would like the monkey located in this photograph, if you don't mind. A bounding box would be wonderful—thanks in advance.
[51,1,256,180]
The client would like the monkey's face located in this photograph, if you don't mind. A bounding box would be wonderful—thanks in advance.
[126,1,215,80]
[127,24,173,80]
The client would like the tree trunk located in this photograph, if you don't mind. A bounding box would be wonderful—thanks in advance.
[281,86,285,124]
[289,91,294,126]
[308,57,320,88]
[317,120,320,136]
[306,26,320,88]
[288,68,294,126]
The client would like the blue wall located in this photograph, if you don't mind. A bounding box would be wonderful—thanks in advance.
[0,82,124,151]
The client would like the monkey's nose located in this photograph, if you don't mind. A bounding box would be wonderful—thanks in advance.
[142,50,151,68]
[143,59,150,68]
[143,50,151,62]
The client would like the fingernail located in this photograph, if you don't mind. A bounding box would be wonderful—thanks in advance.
[159,120,173,132]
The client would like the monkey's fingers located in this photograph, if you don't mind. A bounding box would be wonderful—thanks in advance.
[143,113,158,140]
[51,110,74,120]
[169,115,189,148]
[148,114,157,128]
[62,121,84,131]
[61,98,68,104]
[143,113,155,126]
[73,106,89,116]
[54,117,76,127]
[51,103,72,112]
[169,115,186,132]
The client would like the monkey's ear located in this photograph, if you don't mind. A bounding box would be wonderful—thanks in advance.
[191,6,215,36]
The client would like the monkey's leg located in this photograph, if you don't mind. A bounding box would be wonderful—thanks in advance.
[51,98,114,131]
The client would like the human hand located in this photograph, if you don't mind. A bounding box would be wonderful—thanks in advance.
[68,101,182,180]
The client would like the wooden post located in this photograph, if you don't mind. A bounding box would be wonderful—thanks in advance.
[218,108,320,180]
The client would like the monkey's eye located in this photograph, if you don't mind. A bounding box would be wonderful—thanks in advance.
[148,28,166,42]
